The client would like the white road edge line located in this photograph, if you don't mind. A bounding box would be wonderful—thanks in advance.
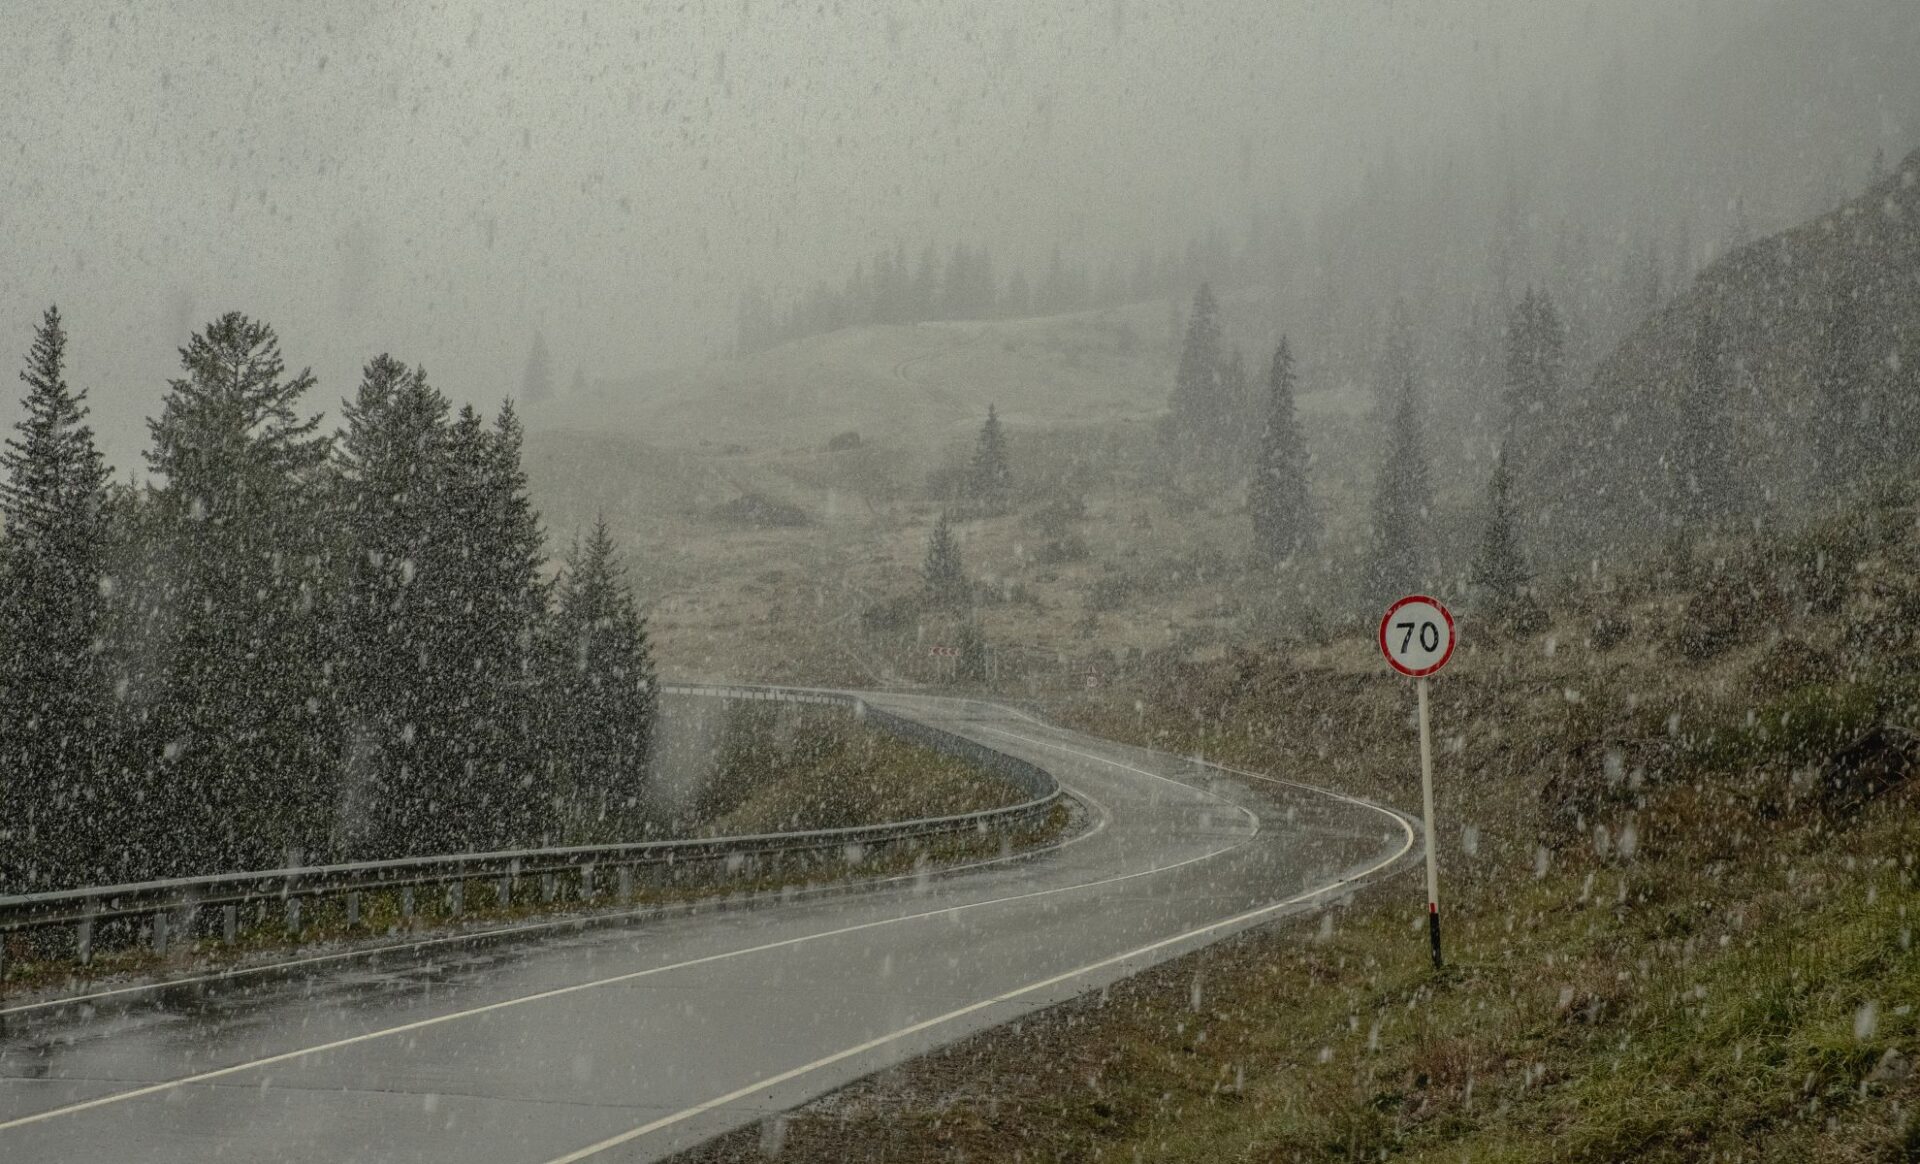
[0,778,1113,1021]
[538,805,1416,1163]
[0,745,1247,1134]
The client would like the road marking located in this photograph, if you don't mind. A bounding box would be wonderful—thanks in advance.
[539,808,1416,1163]
[0,782,1112,1021]
[975,725,1261,831]
[0,751,1250,1133]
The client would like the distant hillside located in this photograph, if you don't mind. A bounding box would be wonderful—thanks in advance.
[524,289,1294,453]
[1539,145,1920,553]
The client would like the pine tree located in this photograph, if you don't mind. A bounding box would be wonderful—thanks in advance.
[1471,443,1531,611]
[550,517,657,841]
[967,404,1012,514]
[334,354,465,858]
[0,307,116,890]
[1366,372,1433,605]
[522,331,553,403]
[1247,339,1314,565]
[1673,309,1736,526]
[1164,284,1225,463]
[922,512,968,607]
[138,312,338,875]
[440,401,553,849]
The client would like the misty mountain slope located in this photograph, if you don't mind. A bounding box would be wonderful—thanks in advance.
[526,289,1285,453]
[1539,145,1920,553]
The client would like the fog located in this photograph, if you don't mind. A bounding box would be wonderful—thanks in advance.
[4,1,1915,468]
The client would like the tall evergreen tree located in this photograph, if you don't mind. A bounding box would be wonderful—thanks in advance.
[1164,283,1226,463]
[1366,372,1433,604]
[138,312,338,874]
[550,517,657,841]
[1247,339,1314,564]
[0,307,116,890]
[334,354,464,858]
[1470,442,1531,611]
[1673,309,1736,526]
[440,401,553,849]
[522,331,553,403]
[922,511,968,607]
[967,404,1012,514]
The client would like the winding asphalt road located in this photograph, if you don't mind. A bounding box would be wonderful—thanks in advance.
[0,692,1415,1162]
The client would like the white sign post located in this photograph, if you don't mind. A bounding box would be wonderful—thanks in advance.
[1379,594,1457,970]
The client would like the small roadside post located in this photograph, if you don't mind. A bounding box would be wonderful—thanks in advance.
[1379,594,1457,970]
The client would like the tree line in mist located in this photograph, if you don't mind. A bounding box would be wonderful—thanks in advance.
[0,308,657,894]
[735,230,1245,356]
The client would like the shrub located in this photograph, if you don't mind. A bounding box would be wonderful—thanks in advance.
[1589,611,1633,651]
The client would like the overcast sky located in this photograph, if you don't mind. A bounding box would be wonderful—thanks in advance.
[0,1,1867,470]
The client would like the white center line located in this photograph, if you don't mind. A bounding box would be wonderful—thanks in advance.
[0,725,1253,1134]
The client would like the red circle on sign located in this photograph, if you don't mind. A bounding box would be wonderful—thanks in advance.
[1378,595,1456,678]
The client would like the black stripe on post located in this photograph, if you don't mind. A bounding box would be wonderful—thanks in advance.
[1428,904,1443,970]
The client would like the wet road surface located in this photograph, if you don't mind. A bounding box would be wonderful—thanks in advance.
[0,693,1415,1162]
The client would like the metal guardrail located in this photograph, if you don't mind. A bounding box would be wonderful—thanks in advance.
[0,684,1060,979]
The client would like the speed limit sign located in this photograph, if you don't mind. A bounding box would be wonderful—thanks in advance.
[1379,595,1456,677]
[1380,594,1457,971]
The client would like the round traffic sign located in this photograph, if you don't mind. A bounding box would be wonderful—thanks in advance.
[1379,595,1456,677]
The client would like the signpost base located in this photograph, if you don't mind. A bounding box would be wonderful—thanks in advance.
[1428,905,1442,970]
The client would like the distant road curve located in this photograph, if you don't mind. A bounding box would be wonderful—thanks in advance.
[0,690,1417,1163]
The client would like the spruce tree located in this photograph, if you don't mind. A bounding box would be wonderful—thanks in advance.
[1247,338,1314,565]
[922,511,968,607]
[550,517,657,841]
[1366,372,1433,605]
[967,404,1011,514]
[1164,283,1225,464]
[335,354,462,858]
[1470,443,1531,612]
[0,307,115,890]
[441,401,553,849]
[1674,310,1736,526]
[139,312,338,875]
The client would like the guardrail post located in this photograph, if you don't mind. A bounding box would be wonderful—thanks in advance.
[581,864,595,900]
[498,872,512,909]
[76,902,95,965]
[346,891,360,928]
[401,886,415,927]
[448,879,464,918]
[151,910,168,956]
[542,873,556,904]
[618,865,633,902]
[285,895,301,936]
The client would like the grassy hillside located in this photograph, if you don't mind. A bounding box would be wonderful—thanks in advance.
[679,489,1920,1164]
[517,286,1392,683]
